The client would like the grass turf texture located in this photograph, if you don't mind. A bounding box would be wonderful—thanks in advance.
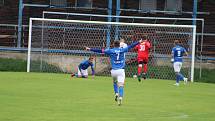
[0,72,215,121]
[1,58,215,83]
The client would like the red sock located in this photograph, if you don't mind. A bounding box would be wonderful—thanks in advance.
[143,64,148,74]
[138,66,142,75]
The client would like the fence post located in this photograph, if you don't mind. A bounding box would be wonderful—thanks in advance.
[17,0,23,48]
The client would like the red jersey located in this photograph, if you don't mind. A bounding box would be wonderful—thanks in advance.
[135,40,151,58]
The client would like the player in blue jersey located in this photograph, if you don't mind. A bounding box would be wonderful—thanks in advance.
[171,40,188,86]
[85,39,143,106]
[71,56,95,78]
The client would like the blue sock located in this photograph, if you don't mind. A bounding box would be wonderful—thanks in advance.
[113,81,118,94]
[178,73,184,81]
[176,74,180,83]
[75,73,78,77]
[119,86,124,97]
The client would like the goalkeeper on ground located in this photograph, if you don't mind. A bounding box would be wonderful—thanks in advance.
[71,56,95,78]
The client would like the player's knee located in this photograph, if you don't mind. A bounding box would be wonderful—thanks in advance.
[118,82,124,87]
[78,75,88,78]
[138,64,143,67]
[77,75,82,77]
[143,61,148,64]
[81,75,88,78]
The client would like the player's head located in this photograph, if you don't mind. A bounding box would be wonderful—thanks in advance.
[141,35,148,42]
[174,40,180,45]
[120,38,125,43]
[88,56,94,63]
[113,40,120,47]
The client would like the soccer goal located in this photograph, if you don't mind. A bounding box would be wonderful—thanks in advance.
[27,18,196,82]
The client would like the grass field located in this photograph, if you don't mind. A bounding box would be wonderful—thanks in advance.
[0,72,215,121]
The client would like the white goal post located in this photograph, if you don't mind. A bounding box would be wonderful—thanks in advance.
[27,18,196,82]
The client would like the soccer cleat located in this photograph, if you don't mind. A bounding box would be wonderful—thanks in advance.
[143,73,146,80]
[118,97,122,106]
[137,75,141,82]
[114,93,119,102]
[174,83,179,86]
[183,77,188,84]
[138,78,141,82]
[71,73,75,77]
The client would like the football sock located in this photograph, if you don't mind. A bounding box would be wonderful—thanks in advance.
[176,73,180,83]
[138,66,142,76]
[143,64,148,73]
[178,73,184,81]
[119,86,124,97]
[113,81,118,94]
[75,73,78,77]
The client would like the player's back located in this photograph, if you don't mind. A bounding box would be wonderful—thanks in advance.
[104,47,127,70]
[136,41,151,57]
[79,60,93,70]
[172,45,186,62]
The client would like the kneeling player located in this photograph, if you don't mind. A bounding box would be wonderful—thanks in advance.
[135,35,151,82]
[71,56,95,78]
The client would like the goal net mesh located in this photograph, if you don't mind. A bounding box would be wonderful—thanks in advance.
[28,19,195,80]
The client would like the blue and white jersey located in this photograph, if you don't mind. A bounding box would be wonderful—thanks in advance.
[79,60,94,73]
[104,48,127,70]
[172,45,187,62]
[90,42,139,70]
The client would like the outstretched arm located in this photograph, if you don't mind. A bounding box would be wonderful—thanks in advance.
[124,39,143,52]
[85,47,104,53]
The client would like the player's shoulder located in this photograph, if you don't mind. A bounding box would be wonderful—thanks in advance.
[172,46,177,50]
[80,60,87,64]
[83,60,89,63]
[178,45,185,50]
[108,48,120,52]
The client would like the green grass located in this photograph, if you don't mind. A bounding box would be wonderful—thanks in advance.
[0,58,62,73]
[0,72,215,121]
[195,69,215,83]
[1,58,215,83]
[0,58,26,72]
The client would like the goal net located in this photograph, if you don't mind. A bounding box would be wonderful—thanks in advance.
[27,18,196,81]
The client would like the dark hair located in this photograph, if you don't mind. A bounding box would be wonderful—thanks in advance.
[89,56,94,60]
[174,40,180,45]
[142,35,147,40]
[114,41,120,47]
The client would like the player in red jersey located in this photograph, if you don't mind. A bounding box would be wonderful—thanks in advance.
[135,35,151,82]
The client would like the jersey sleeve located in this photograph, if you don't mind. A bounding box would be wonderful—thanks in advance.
[90,48,104,53]
[104,49,112,55]
[135,45,139,50]
[147,42,151,48]
[171,47,175,54]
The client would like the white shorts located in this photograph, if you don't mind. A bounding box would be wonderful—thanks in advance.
[173,62,182,73]
[78,68,88,76]
[111,69,125,83]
